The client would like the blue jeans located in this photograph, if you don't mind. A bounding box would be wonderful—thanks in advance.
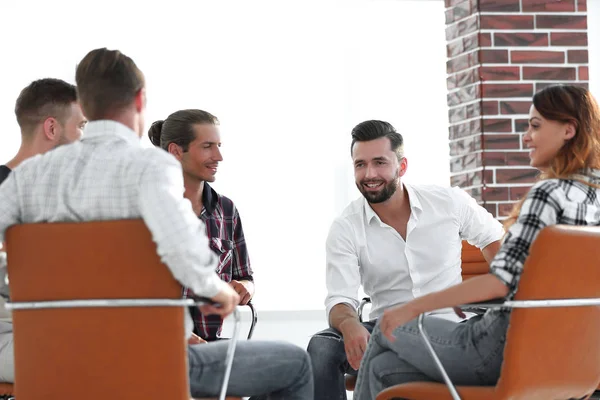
[188,340,313,399]
[307,321,376,400]
[354,311,510,400]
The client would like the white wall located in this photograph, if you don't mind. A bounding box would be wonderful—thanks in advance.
[0,0,448,313]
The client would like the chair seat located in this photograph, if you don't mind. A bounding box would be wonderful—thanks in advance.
[376,382,497,400]
[0,383,12,395]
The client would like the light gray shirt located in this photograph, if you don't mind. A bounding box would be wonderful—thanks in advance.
[0,120,227,332]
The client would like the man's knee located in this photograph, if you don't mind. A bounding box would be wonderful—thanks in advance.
[307,328,346,369]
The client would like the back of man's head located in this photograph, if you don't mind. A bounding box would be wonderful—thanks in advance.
[75,48,145,121]
[15,78,77,137]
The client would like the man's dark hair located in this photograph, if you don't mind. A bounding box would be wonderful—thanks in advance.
[148,109,219,151]
[350,120,404,161]
[14,78,77,135]
[75,48,145,120]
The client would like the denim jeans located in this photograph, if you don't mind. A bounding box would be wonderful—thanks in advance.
[188,339,313,399]
[353,311,510,400]
[306,321,376,400]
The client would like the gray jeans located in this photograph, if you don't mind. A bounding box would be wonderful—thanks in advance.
[307,321,376,400]
[354,311,510,400]
[188,340,313,399]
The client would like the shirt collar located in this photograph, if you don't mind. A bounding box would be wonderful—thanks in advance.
[574,168,600,184]
[363,182,423,224]
[81,120,141,146]
[201,182,219,215]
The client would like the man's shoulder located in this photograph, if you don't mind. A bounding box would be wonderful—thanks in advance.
[338,197,365,219]
[408,183,460,206]
[330,197,365,231]
[139,146,178,162]
[212,189,237,216]
[136,147,180,170]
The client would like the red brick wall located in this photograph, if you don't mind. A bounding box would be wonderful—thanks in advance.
[445,0,589,218]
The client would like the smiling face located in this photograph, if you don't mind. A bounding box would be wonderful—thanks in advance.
[523,105,576,170]
[352,137,407,204]
[179,123,223,182]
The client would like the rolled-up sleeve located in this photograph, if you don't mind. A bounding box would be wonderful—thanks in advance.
[325,219,361,319]
[453,187,505,249]
[138,157,227,298]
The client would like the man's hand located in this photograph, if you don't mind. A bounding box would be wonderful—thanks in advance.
[230,280,253,305]
[339,319,371,370]
[201,284,239,318]
[187,332,207,345]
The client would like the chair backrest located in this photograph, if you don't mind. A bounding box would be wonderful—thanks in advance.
[495,225,600,400]
[460,241,488,280]
[6,220,190,400]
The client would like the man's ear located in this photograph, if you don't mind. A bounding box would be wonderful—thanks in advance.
[134,88,146,113]
[167,142,184,160]
[42,117,58,141]
[398,157,408,177]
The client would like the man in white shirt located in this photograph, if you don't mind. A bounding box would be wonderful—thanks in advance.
[0,48,312,400]
[307,120,504,400]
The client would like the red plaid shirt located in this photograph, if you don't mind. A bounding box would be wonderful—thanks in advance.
[183,182,253,340]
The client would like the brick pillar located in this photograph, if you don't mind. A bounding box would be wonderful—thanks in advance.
[445,0,590,218]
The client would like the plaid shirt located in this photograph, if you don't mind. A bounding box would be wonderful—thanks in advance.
[491,169,600,301]
[184,182,253,340]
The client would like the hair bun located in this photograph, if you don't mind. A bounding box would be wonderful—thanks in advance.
[148,120,164,147]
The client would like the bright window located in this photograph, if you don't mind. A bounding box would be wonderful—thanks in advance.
[0,0,449,310]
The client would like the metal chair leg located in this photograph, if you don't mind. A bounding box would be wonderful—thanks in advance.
[219,307,241,400]
[417,313,461,400]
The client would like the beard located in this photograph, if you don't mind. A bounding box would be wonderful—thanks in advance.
[356,177,399,204]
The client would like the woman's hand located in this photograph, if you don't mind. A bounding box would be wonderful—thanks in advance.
[380,302,421,342]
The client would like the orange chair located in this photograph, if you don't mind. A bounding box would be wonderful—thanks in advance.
[345,241,487,392]
[5,220,241,400]
[459,241,488,281]
[0,382,13,399]
[377,225,600,400]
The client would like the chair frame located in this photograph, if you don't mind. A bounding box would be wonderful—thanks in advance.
[246,301,258,340]
[358,297,371,322]
[6,298,242,400]
[417,298,600,400]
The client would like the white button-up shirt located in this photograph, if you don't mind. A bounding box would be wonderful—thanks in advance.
[325,183,504,320]
[0,120,227,332]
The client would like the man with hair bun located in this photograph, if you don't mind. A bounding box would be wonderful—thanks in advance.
[148,109,255,343]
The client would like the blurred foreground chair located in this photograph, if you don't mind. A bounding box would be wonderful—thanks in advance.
[377,225,600,400]
[5,220,241,400]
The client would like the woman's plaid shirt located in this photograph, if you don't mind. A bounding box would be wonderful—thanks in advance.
[491,169,600,300]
